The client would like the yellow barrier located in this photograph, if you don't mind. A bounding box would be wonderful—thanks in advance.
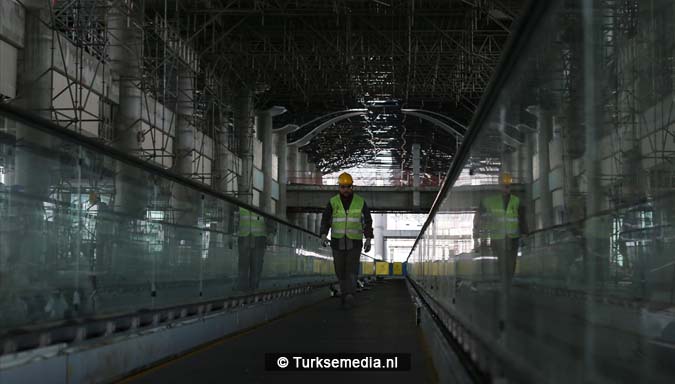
[362,261,375,275]
[375,261,389,276]
[393,262,403,275]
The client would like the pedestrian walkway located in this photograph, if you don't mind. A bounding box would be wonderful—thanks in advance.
[122,279,437,384]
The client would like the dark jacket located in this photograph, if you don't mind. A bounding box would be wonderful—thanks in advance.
[320,194,374,249]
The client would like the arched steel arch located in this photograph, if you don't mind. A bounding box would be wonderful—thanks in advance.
[287,109,368,146]
[286,109,466,147]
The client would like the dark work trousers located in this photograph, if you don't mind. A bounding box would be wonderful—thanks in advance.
[491,238,519,287]
[332,245,362,296]
[237,236,266,291]
[95,234,113,272]
[491,237,519,338]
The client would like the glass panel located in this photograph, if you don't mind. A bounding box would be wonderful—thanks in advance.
[408,1,675,382]
[0,109,332,332]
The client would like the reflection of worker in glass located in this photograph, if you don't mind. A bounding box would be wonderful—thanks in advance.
[319,172,373,309]
[473,173,528,286]
[89,192,113,273]
[236,207,274,292]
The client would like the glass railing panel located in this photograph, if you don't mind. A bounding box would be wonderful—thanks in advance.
[408,0,675,382]
[0,107,333,333]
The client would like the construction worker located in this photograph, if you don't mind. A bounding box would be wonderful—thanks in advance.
[320,172,374,309]
[236,207,275,292]
[89,192,113,274]
[473,172,528,287]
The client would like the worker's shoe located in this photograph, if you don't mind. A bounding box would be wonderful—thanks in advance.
[343,294,355,309]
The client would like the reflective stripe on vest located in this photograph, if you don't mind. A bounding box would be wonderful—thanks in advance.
[330,194,364,240]
[482,194,520,239]
[239,207,266,237]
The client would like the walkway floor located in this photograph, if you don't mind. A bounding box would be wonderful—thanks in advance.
[121,279,437,384]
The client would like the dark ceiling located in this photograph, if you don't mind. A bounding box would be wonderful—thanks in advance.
[147,0,525,178]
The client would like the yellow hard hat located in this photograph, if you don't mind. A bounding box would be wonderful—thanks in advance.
[500,172,513,186]
[338,172,353,186]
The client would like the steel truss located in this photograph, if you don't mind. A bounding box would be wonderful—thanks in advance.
[147,0,523,178]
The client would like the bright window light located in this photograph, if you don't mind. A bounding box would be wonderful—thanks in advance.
[147,210,164,221]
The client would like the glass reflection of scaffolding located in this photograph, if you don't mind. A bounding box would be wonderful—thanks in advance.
[599,0,675,285]
[16,0,239,208]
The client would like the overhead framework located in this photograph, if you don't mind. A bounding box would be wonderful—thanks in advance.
[7,0,524,188]
[5,0,246,228]
[152,0,524,179]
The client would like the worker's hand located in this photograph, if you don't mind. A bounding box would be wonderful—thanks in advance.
[321,234,330,247]
[364,238,372,253]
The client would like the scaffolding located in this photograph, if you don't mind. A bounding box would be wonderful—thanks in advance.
[0,0,246,270]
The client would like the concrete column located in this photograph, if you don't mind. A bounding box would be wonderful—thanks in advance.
[296,151,305,184]
[373,214,386,260]
[308,163,316,184]
[582,7,609,290]
[109,3,142,154]
[215,109,231,193]
[315,212,322,234]
[105,4,149,283]
[297,152,304,184]
[214,110,235,243]
[287,147,298,184]
[306,161,313,184]
[308,213,317,234]
[9,4,53,313]
[173,68,200,261]
[16,5,52,193]
[412,143,421,209]
[235,88,254,205]
[301,212,310,232]
[18,7,51,118]
[257,110,273,214]
[275,132,288,219]
[108,3,145,216]
[15,3,52,193]
[536,109,553,229]
[299,152,309,184]
[175,70,194,178]
[298,153,310,227]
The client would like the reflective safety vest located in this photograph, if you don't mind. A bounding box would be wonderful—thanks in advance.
[330,194,364,240]
[482,194,520,239]
[238,207,266,237]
